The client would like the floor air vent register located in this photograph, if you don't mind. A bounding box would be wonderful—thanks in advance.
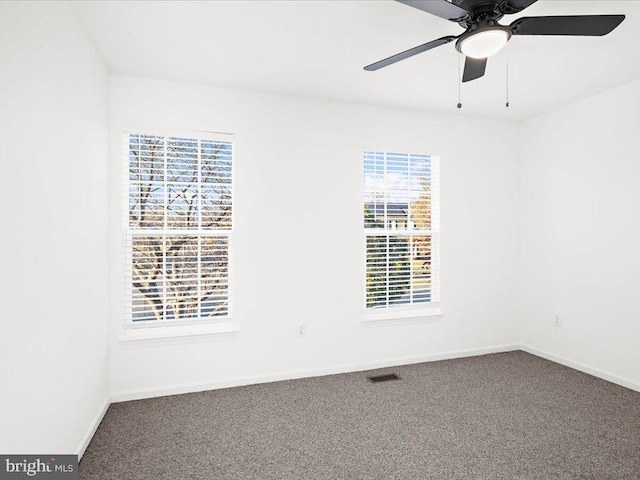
[367,373,401,383]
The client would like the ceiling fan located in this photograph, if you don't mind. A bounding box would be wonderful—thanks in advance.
[364,0,625,82]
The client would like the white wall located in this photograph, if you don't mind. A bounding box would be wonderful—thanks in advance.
[109,75,521,399]
[0,2,110,454]
[520,79,640,389]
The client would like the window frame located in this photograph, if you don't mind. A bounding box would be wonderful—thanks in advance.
[362,151,442,323]
[121,129,235,333]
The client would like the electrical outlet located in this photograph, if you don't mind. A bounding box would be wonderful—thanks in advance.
[297,324,305,337]
[553,314,562,328]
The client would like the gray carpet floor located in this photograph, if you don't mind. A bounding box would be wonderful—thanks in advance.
[80,351,640,479]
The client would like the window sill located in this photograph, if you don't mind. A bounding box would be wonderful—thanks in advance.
[118,321,237,347]
[364,305,443,326]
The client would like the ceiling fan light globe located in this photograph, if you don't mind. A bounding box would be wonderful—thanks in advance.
[459,29,510,59]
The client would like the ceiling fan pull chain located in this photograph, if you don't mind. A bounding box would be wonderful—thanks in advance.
[457,52,462,109]
[506,42,510,108]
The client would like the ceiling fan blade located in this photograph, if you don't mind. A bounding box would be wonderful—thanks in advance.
[364,36,457,71]
[396,0,469,22]
[510,15,625,36]
[462,56,487,82]
[499,0,538,15]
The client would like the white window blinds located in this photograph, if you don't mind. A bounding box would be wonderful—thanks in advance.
[125,133,233,324]
[364,151,440,310]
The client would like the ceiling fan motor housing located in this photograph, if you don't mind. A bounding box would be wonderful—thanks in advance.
[457,1,506,28]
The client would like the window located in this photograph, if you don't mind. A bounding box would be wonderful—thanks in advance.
[125,132,233,325]
[364,151,440,312]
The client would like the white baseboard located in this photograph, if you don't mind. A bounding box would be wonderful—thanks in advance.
[520,345,640,393]
[76,396,110,459]
[111,343,520,402]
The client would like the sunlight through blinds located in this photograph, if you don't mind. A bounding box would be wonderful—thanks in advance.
[124,132,233,324]
[364,151,440,310]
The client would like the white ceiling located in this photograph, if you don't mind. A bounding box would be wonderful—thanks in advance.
[73,0,640,120]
